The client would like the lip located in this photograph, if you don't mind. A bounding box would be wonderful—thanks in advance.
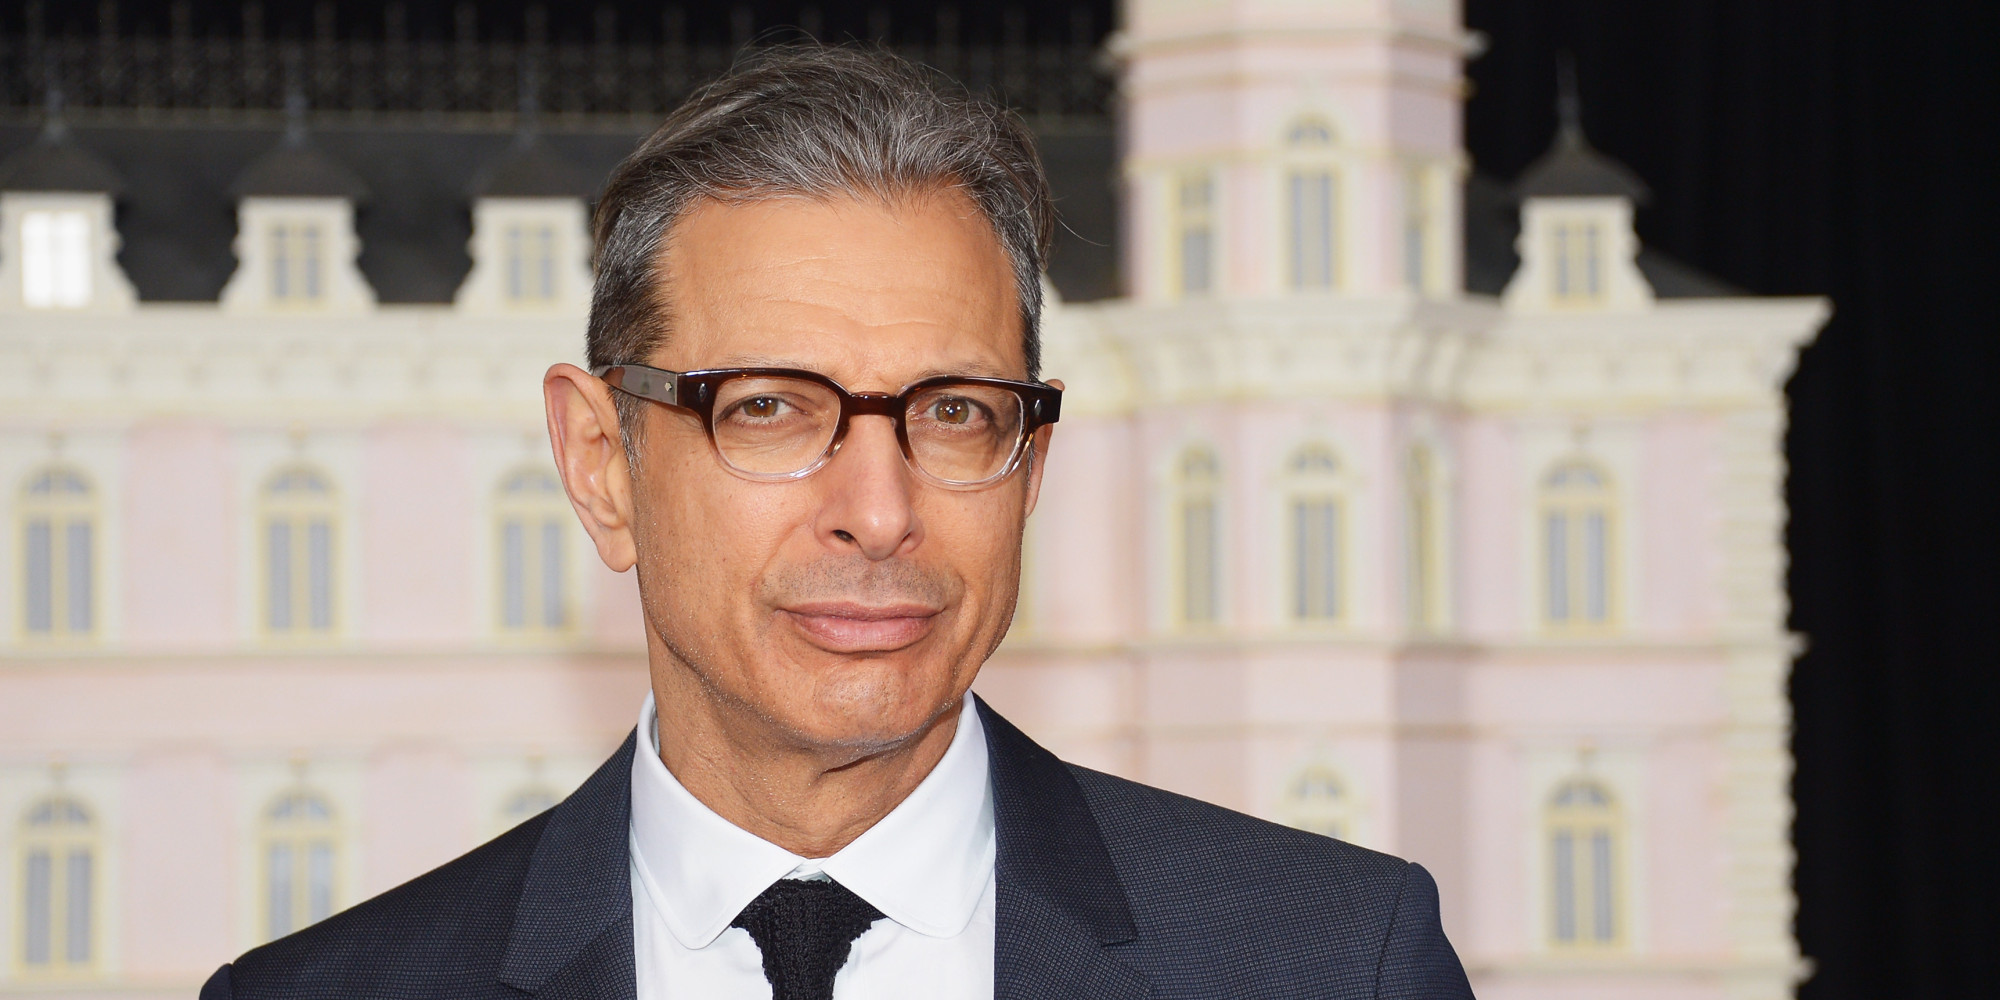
[779,601,941,653]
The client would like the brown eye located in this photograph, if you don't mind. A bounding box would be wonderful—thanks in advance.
[933,397,972,425]
[740,397,782,419]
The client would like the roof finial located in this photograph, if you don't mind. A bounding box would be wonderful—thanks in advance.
[283,87,309,147]
[41,52,68,142]
[514,51,542,147]
[1556,53,1583,147]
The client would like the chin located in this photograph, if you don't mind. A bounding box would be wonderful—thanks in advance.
[785,663,960,751]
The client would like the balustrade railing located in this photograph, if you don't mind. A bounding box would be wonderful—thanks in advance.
[0,22,1111,128]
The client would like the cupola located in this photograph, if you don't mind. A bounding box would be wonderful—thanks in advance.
[1502,71,1654,313]
[454,124,596,316]
[219,97,374,314]
[0,90,137,312]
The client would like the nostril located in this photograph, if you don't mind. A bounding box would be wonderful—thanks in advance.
[833,529,855,543]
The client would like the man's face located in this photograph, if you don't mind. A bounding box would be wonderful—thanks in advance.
[626,189,1044,753]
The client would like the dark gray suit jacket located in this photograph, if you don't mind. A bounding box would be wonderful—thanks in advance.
[201,699,1473,999]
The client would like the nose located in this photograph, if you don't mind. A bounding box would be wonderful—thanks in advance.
[812,413,922,561]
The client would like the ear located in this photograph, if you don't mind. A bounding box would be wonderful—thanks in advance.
[1021,378,1062,518]
[544,363,639,572]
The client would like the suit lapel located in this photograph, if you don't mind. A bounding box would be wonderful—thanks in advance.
[498,730,639,1000]
[978,698,1152,1000]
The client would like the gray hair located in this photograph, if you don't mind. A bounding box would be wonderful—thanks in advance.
[586,44,1055,441]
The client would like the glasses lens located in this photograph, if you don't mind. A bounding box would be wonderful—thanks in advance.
[905,383,1027,484]
[709,376,841,477]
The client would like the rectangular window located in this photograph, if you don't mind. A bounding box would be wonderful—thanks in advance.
[504,224,559,303]
[267,842,294,939]
[271,222,326,303]
[1288,170,1336,289]
[535,227,556,300]
[25,518,53,633]
[1181,498,1219,624]
[501,520,527,628]
[307,841,335,924]
[1404,171,1428,292]
[24,515,94,638]
[1546,512,1570,622]
[1292,498,1340,621]
[1582,512,1608,622]
[1552,222,1604,302]
[306,519,334,631]
[1590,830,1616,942]
[267,521,293,631]
[540,520,565,628]
[65,848,92,964]
[1177,174,1214,296]
[21,210,93,308]
[66,521,92,634]
[1552,831,1576,942]
[25,847,53,964]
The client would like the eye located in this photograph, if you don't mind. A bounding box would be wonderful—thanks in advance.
[931,397,975,425]
[733,396,790,420]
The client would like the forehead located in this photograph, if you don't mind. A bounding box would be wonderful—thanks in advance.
[653,189,1024,384]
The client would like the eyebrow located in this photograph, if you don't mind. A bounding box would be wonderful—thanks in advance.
[699,356,1023,382]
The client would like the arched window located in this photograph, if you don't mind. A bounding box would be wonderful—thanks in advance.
[1284,118,1338,290]
[261,466,338,636]
[20,467,97,640]
[18,795,98,974]
[262,789,339,941]
[1279,763,1351,840]
[1286,444,1343,623]
[1176,447,1223,627]
[500,785,559,826]
[1541,461,1614,629]
[1406,445,1444,630]
[1547,779,1623,948]
[504,223,558,304]
[1176,171,1216,296]
[496,468,571,635]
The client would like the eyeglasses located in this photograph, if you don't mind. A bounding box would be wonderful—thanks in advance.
[594,364,1062,490]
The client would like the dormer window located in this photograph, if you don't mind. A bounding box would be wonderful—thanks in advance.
[504,223,558,304]
[1551,220,1603,302]
[268,221,325,304]
[20,209,91,308]
[457,132,596,315]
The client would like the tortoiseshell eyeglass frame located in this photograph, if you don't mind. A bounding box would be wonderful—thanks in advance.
[592,363,1063,490]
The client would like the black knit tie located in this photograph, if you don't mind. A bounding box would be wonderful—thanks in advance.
[730,877,884,1000]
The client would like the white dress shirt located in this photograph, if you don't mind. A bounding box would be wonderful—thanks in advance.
[629,693,996,999]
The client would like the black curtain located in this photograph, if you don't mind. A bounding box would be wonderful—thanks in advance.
[1463,2,2000,997]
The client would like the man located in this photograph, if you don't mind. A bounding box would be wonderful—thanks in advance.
[202,47,1473,1000]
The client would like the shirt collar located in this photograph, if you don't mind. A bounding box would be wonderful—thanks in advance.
[628,692,994,948]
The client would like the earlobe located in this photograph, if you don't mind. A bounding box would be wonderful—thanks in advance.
[544,364,640,572]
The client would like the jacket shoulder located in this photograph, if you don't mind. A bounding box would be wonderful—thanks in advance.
[1067,763,1450,994]
[220,811,551,999]
[1068,762,1411,899]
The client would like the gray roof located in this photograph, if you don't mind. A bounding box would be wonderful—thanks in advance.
[1513,125,1652,204]
[0,123,123,194]
[0,117,1728,305]
[470,133,600,199]
[232,131,372,201]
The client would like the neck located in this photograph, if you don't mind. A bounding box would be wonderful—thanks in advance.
[647,659,962,859]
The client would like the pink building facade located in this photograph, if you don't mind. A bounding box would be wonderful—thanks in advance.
[1,1,1824,996]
